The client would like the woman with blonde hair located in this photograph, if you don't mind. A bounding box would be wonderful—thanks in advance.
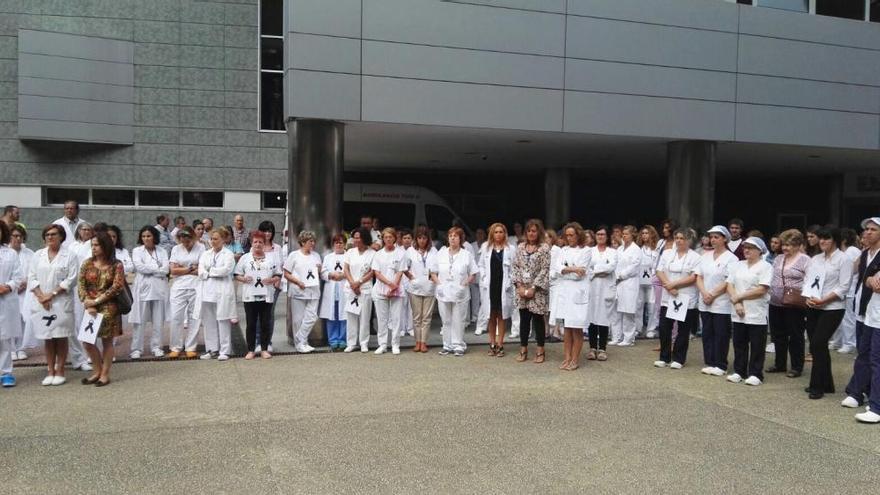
[554,222,591,370]
[512,219,551,363]
[479,223,515,357]
[767,228,810,377]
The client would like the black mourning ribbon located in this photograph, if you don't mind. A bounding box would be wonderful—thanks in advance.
[254,277,264,288]
[306,270,315,280]
[42,314,57,327]
[564,261,569,267]
[811,276,821,289]
[351,297,359,307]
[334,261,342,271]
[642,270,650,278]
[84,319,95,334]
[672,300,683,312]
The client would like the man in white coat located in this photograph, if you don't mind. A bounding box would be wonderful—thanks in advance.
[53,200,85,249]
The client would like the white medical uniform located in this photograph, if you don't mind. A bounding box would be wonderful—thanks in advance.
[552,246,591,330]
[168,243,205,352]
[615,242,643,345]
[194,247,237,357]
[588,247,618,328]
[436,246,478,353]
[14,247,37,353]
[27,247,78,340]
[344,247,375,350]
[371,246,406,351]
[0,246,24,375]
[129,245,170,355]
[284,249,322,349]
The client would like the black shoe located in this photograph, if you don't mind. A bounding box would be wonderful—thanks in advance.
[786,370,803,378]
[804,387,813,393]
[809,391,824,400]
[766,366,786,373]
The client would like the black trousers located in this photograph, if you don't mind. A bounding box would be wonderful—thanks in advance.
[806,308,845,393]
[519,309,545,347]
[658,307,698,364]
[769,305,806,372]
[588,324,609,351]
[244,301,273,352]
[732,323,767,381]
[701,311,732,370]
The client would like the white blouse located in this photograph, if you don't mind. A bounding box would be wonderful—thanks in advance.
[435,247,478,303]
[235,252,282,303]
[694,250,739,314]
[169,243,205,292]
[406,246,438,297]
[805,250,853,311]
[371,246,406,300]
[727,259,773,325]
[658,249,702,309]
[344,247,375,293]
[284,249,322,300]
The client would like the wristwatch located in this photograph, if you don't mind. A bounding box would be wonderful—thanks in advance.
[51,290,59,297]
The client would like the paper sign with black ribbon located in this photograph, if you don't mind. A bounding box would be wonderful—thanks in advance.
[77,311,103,345]
[667,293,691,322]
[801,268,825,300]
[334,261,343,271]
[346,295,361,315]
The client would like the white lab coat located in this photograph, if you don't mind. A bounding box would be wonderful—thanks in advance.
[27,247,79,339]
[116,248,134,274]
[194,247,237,321]
[436,247,478,304]
[694,250,739,314]
[405,246,438,297]
[552,245,591,329]
[128,245,170,324]
[615,242,642,314]
[319,252,347,320]
[548,244,561,318]
[0,246,24,340]
[14,247,37,348]
[588,246,618,326]
[53,216,85,249]
[478,243,516,319]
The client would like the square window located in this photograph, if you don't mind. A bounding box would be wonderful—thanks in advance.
[139,190,180,207]
[46,187,88,206]
[263,191,287,209]
[816,0,865,20]
[183,191,223,208]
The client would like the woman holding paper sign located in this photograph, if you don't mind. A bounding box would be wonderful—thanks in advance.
[235,231,281,360]
[195,229,237,361]
[654,228,701,369]
[29,224,79,386]
[78,232,126,386]
[283,230,322,354]
[803,227,852,399]
[725,237,773,386]
[319,234,348,351]
[129,226,170,359]
[343,228,375,353]
[371,227,407,355]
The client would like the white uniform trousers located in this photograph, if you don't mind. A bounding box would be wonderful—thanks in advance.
[131,300,166,353]
[610,310,623,344]
[617,311,638,345]
[201,302,231,355]
[475,296,489,334]
[509,307,520,339]
[401,292,414,336]
[69,297,89,366]
[169,289,200,352]
[0,337,12,375]
[438,300,468,352]
[639,285,657,335]
[373,297,402,349]
[346,292,373,349]
[290,298,318,347]
[830,295,857,349]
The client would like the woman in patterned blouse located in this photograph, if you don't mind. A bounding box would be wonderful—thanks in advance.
[511,219,551,364]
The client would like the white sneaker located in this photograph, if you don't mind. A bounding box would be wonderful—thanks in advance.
[645,331,658,339]
[374,346,386,355]
[360,346,370,353]
[709,367,726,377]
[129,350,142,360]
[510,332,519,340]
[841,396,860,408]
[41,375,54,386]
[217,354,229,361]
[391,346,400,355]
[51,375,66,386]
[152,349,165,358]
[617,341,634,347]
[838,345,856,354]
[76,362,93,371]
[343,346,356,353]
[765,343,775,353]
[254,345,262,353]
[607,341,618,346]
[303,344,316,353]
[701,366,713,375]
[199,352,214,360]
[16,351,27,361]
[828,342,840,350]
[855,410,880,424]
[295,345,313,354]
[475,328,484,335]
[744,375,762,386]
[727,373,743,383]
[669,361,683,369]
[653,360,668,368]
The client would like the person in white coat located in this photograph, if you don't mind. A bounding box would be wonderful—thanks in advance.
[371,227,407,355]
[108,226,134,275]
[195,229,237,361]
[554,222,591,371]
[52,200,85,249]
[695,225,739,377]
[638,226,661,338]
[320,234,348,351]
[828,228,861,354]
[405,226,437,353]
[67,222,95,372]
[654,228,701,369]
[343,227,375,353]
[614,226,642,347]
[284,230,322,354]
[129,226,170,359]
[9,225,35,361]
[432,226,478,357]
[235,230,282,360]
[398,230,415,338]
[29,224,79,385]
[587,226,618,361]
[0,222,24,387]
[479,223,515,357]
[545,229,563,342]
[726,237,773,386]
[167,226,204,358]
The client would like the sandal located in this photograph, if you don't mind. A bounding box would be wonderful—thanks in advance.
[488,345,497,357]
[81,375,100,385]
[495,347,505,358]
[534,352,545,364]
[586,349,597,361]
[597,350,607,361]
[515,350,528,362]
[565,361,579,371]
[559,359,570,370]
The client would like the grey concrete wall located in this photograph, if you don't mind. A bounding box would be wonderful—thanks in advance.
[286,0,880,150]
[0,0,287,247]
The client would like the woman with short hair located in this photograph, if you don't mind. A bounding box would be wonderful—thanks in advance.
[284,230,322,354]
[587,226,618,361]
[196,229,237,361]
[695,226,739,377]
[0,222,24,387]
[168,226,204,358]
[255,220,283,352]
[653,228,701,369]
[433,226,478,357]
[406,227,437,353]
[129,225,170,359]
[726,237,773,386]
[512,219,551,363]
[554,222,590,370]
[767,229,810,378]
[9,224,35,361]
[343,227,375,353]
[320,234,348,351]
[371,227,407,355]
[235,230,282,359]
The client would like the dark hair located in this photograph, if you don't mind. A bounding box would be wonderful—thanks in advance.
[414,226,432,248]
[258,220,276,242]
[3,205,17,215]
[728,218,744,228]
[192,220,203,229]
[523,218,545,246]
[92,231,117,263]
[42,224,66,243]
[0,221,9,245]
[840,228,858,249]
[93,222,109,233]
[816,226,841,249]
[176,226,195,239]
[399,228,413,238]
[352,227,372,245]
[63,200,80,212]
[661,218,678,238]
[156,214,168,224]
[11,223,26,242]
[137,225,161,246]
[108,225,124,249]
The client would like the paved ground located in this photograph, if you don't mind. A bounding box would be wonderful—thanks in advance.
[2,320,878,494]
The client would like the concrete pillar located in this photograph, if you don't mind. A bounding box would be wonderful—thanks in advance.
[544,167,571,231]
[285,118,344,346]
[666,141,716,231]
[828,174,843,226]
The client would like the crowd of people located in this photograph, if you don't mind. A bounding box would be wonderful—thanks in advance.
[1,202,880,424]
